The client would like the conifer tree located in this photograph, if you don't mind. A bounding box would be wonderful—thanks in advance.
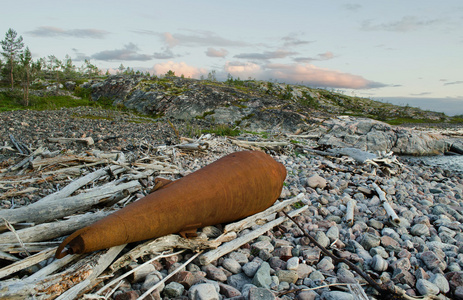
[1,28,24,89]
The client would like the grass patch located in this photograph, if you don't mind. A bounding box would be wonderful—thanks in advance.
[202,124,240,136]
[0,91,94,111]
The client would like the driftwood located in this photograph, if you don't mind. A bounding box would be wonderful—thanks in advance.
[0,245,125,299]
[0,180,141,228]
[345,199,356,226]
[54,245,125,300]
[224,193,305,233]
[371,182,400,225]
[230,139,289,150]
[109,234,223,272]
[0,247,55,279]
[8,146,46,171]
[137,250,203,300]
[94,250,185,296]
[199,205,308,265]
[48,137,95,146]
[0,210,113,244]
[0,242,60,253]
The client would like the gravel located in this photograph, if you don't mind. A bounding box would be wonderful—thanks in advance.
[1,107,463,299]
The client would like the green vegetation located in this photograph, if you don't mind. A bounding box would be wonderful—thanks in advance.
[202,124,240,136]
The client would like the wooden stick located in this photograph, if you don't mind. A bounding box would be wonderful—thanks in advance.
[0,180,140,227]
[54,245,126,300]
[371,183,400,225]
[0,248,55,279]
[95,250,185,295]
[8,146,46,171]
[110,234,222,272]
[48,137,95,146]
[199,206,308,265]
[224,193,305,233]
[0,210,113,244]
[345,199,356,226]
[136,250,203,300]
[229,139,289,150]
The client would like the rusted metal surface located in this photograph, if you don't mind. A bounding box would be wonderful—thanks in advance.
[56,151,286,258]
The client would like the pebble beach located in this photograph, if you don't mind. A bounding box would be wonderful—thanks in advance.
[1,107,463,300]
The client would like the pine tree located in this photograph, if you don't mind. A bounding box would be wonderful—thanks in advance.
[1,28,24,89]
[19,47,33,105]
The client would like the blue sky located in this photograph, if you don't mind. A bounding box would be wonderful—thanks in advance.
[2,0,463,115]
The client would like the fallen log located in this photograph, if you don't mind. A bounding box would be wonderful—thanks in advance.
[0,247,55,279]
[48,137,94,146]
[223,193,305,233]
[371,182,400,225]
[230,139,289,150]
[199,205,308,265]
[0,210,113,244]
[109,234,225,272]
[0,180,141,228]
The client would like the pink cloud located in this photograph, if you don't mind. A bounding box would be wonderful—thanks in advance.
[164,32,179,48]
[206,47,228,58]
[224,61,385,89]
[224,61,262,78]
[266,63,381,88]
[151,61,207,78]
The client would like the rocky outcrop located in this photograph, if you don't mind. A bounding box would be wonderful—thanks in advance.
[86,76,456,156]
[87,75,315,133]
[316,117,447,155]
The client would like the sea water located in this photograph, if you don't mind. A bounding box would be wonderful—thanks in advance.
[403,155,463,172]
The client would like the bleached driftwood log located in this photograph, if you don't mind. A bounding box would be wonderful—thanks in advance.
[371,182,400,225]
[0,210,113,244]
[48,137,94,146]
[110,234,223,272]
[54,245,125,300]
[0,180,140,227]
[95,250,184,296]
[0,242,60,253]
[136,250,203,300]
[200,205,308,265]
[345,199,356,226]
[0,245,125,299]
[230,139,289,150]
[224,193,305,233]
[0,247,55,279]
[8,146,46,171]
[31,154,106,169]
[176,142,209,151]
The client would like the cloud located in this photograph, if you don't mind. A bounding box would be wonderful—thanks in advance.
[410,92,432,96]
[343,4,362,11]
[161,30,249,48]
[71,48,90,61]
[444,80,463,86]
[27,26,109,38]
[151,61,207,78]
[361,16,441,32]
[294,51,335,63]
[153,47,180,59]
[282,35,313,47]
[224,61,262,78]
[91,43,152,61]
[234,49,297,60]
[206,48,228,58]
[224,62,386,89]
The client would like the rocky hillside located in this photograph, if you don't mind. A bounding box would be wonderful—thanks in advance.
[83,75,450,134]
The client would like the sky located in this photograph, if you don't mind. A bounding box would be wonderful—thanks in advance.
[2,0,463,116]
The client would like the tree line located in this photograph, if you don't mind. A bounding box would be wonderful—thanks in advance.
[0,28,102,106]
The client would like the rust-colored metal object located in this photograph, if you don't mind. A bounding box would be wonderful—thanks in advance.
[55,151,286,258]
